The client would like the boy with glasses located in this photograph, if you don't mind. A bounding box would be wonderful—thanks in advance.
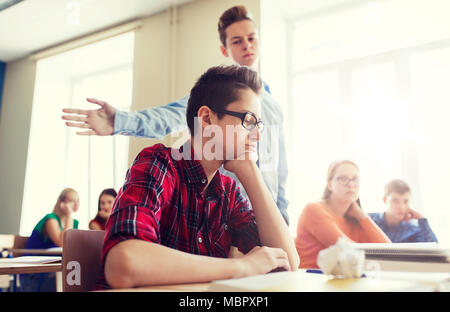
[94,65,299,289]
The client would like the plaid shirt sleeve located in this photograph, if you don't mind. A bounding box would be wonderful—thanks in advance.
[228,182,261,254]
[101,145,175,261]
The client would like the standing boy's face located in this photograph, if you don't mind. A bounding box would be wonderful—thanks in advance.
[221,20,259,68]
[384,192,410,222]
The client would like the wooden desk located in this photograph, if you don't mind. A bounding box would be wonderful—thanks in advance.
[0,262,62,275]
[101,282,210,292]
[0,259,63,292]
[5,248,62,256]
[99,270,450,292]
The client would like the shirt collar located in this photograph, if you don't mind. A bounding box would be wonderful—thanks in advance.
[176,141,225,196]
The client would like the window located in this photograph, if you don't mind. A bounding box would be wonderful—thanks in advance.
[262,0,450,246]
[20,32,134,234]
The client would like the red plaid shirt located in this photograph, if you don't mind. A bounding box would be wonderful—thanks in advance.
[94,142,260,289]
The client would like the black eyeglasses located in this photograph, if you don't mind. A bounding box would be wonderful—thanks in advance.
[215,109,264,133]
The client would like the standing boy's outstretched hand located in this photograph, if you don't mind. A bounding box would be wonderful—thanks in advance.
[62,98,116,136]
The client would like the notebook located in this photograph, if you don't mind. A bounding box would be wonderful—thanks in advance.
[351,242,450,262]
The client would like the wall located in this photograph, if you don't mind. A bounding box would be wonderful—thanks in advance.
[0,58,36,234]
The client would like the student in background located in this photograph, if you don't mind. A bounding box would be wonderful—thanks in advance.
[295,160,391,269]
[369,179,438,243]
[61,5,290,225]
[21,188,80,292]
[89,188,117,231]
[94,65,299,290]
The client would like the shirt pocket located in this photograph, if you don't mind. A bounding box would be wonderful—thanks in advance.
[211,222,232,258]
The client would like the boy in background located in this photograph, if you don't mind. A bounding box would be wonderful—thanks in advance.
[369,179,438,243]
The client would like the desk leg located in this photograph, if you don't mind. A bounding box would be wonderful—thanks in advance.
[56,272,62,292]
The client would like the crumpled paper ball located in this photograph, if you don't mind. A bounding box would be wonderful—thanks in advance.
[317,237,365,278]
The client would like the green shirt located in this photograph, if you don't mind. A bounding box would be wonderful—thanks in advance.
[26,212,79,249]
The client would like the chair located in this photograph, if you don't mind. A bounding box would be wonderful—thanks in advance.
[62,229,105,292]
[0,234,29,254]
[0,234,29,291]
[12,235,28,257]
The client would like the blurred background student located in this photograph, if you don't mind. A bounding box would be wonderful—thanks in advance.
[21,188,80,292]
[89,188,117,231]
[295,160,391,268]
[369,179,438,243]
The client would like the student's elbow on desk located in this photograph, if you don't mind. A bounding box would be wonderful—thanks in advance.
[104,242,137,289]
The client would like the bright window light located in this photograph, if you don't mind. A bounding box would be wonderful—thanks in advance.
[20,32,134,234]
[262,0,450,246]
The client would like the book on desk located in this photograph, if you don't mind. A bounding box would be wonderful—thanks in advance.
[351,242,450,262]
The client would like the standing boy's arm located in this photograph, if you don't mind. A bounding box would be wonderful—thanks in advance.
[225,160,300,270]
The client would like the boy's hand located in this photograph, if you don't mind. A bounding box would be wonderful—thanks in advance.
[404,207,423,222]
[62,98,116,136]
[237,246,291,277]
[223,157,255,175]
[223,147,258,175]
[60,201,75,215]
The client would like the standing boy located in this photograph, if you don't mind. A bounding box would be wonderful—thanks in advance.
[369,179,438,243]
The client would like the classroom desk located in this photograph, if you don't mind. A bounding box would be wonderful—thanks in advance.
[99,269,450,292]
[5,248,62,256]
[0,262,62,275]
[0,260,63,292]
[101,282,211,292]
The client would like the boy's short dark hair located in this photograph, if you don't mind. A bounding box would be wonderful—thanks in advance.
[218,5,254,47]
[186,65,262,135]
[384,179,411,197]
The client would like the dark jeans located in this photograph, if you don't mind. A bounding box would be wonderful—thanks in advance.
[19,272,56,292]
